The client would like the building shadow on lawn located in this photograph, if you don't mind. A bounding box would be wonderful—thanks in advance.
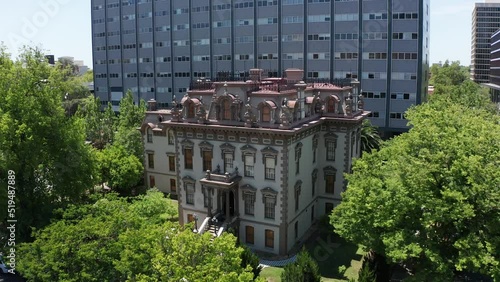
[304,231,363,280]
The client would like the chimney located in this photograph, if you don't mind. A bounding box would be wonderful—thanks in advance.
[285,68,304,83]
[147,99,157,111]
[249,68,263,82]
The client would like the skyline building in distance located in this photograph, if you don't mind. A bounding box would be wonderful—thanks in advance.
[91,0,429,133]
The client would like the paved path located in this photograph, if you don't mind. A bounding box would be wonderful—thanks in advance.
[259,255,297,268]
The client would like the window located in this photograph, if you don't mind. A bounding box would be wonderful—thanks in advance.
[262,106,271,122]
[200,141,214,172]
[224,153,233,173]
[147,128,153,142]
[325,133,338,161]
[186,183,195,205]
[246,226,254,244]
[294,180,302,211]
[184,148,193,169]
[181,140,194,170]
[187,214,194,222]
[324,166,336,194]
[325,175,335,194]
[243,191,256,215]
[222,99,231,120]
[262,147,278,180]
[244,155,254,177]
[170,179,176,193]
[169,155,176,172]
[326,141,335,160]
[220,143,235,173]
[264,197,275,219]
[187,102,195,118]
[149,175,155,188]
[265,229,274,248]
[295,143,302,175]
[203,150,212,172]
[262,187,278,219]
[168,131,174,145]
[312,134,319,163]
[148,153,155,168]
[327,99,336,113]
[265,157,276,180]
[242,145,257,177]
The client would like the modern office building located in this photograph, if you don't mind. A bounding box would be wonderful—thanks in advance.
[471,1,500,84]
[483,28,500,108]
[140,68,368,255]
[92,0,429,132]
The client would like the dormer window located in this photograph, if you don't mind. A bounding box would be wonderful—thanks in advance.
[147,128,153,143]
[187,102,195,118]
[262,106,271,122]
[326,95,340,113]
[327,99,335,113]
[222,99,231,120]
[258,100,277,123]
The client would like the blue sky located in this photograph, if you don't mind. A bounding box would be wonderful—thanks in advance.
[0,0,483,67]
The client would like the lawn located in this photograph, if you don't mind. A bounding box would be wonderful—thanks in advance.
[259,231,364,282]
[260,267,284,282]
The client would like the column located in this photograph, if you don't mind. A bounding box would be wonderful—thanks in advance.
[225,191,230,219]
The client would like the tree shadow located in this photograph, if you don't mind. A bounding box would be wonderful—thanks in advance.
[305,232,363,280]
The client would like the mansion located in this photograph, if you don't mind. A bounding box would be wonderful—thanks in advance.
[140,69,368,255]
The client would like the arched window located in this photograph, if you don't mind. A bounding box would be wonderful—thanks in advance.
[222,99,231,120]
[327,99,336,113]
[261,106,271,122]
[187,102,195,118]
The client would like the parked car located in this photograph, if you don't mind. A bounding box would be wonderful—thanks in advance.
[0,255,11,274]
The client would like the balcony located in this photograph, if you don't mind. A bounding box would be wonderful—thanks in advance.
[200,165,242,189]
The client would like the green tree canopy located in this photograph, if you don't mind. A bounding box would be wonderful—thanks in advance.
[331,99,500,280]
[281,248,321,282]
[429,60,469,86]
[360,119,382,154]
[96,144,143,194]
[0,46,97,240]
[76,96,116,149]
[17,191,256,282]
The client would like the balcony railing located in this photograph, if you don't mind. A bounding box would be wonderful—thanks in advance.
[204,165,240,183]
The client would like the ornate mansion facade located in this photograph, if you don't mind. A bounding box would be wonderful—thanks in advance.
[140,69,368,255]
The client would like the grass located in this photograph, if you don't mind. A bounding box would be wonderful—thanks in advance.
[260,267,284,282]
[305,232,364,281]
[259,230,364,282]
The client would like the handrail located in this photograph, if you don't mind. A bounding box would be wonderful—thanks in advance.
[198,217,210,234]
[216,225,225,237]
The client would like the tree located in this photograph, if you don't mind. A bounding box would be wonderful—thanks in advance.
[281,248,321,282]
[117,90,146,130]
[149,230,256,282]
[114,90,146,162]
[17,191,256,282]
[17,191,175,281]
[76,96,116,149]
[96,144,143,194]
[80,69,93,83]
[429,61,469,86]
[360,119,382,154]
[331,99,500,280]
[0,46,97,241]
[239,244,262,279]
